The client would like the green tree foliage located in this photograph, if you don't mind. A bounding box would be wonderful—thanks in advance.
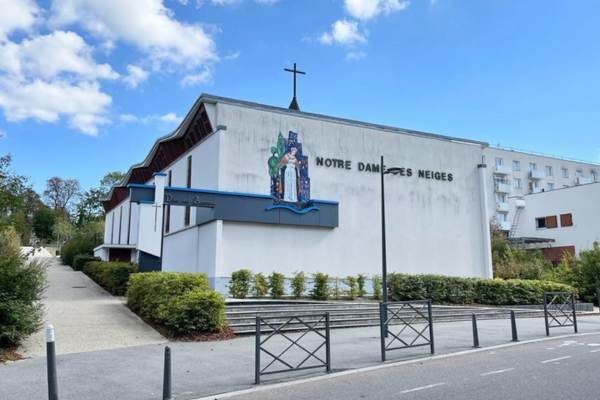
[228,269,253,298]
[32,208,58,242]
[252,273,269,297]
[268,272,286,299]
[0,227,47,348]
[75,171,125,227]
[357,274,367,297]
[372,274,382,300]
[6,211,30,245]
[291,271,307,298]
[310,273,330,301]
[343,276,358,300]
[0,155,30,214]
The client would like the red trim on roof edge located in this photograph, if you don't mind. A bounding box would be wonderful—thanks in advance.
[102,102,213,212]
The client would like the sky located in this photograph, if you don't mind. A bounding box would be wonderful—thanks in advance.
[1,0,599,193]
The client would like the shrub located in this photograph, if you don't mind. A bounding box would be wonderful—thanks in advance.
[372,274,382,300]
[310,273,330,301]
[127,272,210,315]
[61,233,95,267]
[126,272,224,336]
[357,274,367,298]
[331,278,342,300]
[252,273,268,297]
[0,228,46,348]
[268,272,286,299]
[387,273,576,306]
[158,290,226,335]
[574,242,600,303]
[83,261,137,295]
[291,271,306,299]
[344,276,358,300]
[229,269,253,299]
[73,254,101,271]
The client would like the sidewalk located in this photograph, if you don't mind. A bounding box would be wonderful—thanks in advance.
[3,312,600,400]
[18,258,166,358]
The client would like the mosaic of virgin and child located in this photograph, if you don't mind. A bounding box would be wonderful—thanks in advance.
[268,131,310,207]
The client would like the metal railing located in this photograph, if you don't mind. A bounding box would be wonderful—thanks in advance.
[543,292,578,336]
[255,313,331,384]
[379,300,434,362]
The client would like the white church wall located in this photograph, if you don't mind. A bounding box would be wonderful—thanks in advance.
[215,103,490,279]
[129,203,139,245]
[163,227,199,273]
[510,183,600,253]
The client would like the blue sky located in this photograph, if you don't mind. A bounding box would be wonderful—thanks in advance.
[1,0,599,193]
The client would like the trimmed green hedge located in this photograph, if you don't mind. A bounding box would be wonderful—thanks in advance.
[387,273,577,306]
[127,272,224,335]
[83,262,137,296]
[72,254,101,271]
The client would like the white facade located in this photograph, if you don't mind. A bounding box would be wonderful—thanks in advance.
[98,95,496,291]
[508,183,600,254]
[483,147,599,232]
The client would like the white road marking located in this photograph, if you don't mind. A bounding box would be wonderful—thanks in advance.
[590,349,600,353]
[541,356,572,364]
[587,343,600,347]
[480,368,515,376]
[399,383,446,394]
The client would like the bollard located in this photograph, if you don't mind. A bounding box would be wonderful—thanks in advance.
[162,346,172,400]
[46,325,59,400]
[255,316,261,384]
[471,314,480,348]
[510,310,519,342]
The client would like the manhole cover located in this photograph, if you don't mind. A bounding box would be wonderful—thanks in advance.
[71,286,87,289]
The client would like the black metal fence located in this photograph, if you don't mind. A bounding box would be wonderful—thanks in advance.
[379,300,434,362]
[255,313,331,384]
[543,291,578,336]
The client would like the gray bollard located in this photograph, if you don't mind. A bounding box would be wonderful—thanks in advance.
[510,310,519,342]
[472,314,480,348]
[163,346,172,400]
[46,325,59,400]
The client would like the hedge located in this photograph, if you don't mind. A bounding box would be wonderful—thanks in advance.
[387,273,577,306]
[127,272,224,336]
[72,254,101,271]
[83,262,138,296]
[61,234,95,267]
[0,228,46,348]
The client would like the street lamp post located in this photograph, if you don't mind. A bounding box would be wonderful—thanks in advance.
[380,156,402,335]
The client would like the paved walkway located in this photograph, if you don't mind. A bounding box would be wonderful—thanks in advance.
[18,258,166,358]
[3,312,600,400]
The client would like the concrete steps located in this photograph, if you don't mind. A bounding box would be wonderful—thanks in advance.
[224,302,551,334]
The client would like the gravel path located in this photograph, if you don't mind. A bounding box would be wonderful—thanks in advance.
[18,258,166,358]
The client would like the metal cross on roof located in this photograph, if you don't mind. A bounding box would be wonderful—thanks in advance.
[284,62,305,111]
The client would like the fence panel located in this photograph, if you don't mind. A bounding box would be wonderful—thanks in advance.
[379,300,434,362]
[255,313,331,384]
[543,292,578,336]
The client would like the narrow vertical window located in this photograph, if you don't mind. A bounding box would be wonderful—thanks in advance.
[166,170,172,233]
[185,156,192,226]
[118,206,123,244]
[127,202,132,245]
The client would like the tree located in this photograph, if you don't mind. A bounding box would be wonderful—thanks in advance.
[53,216,75,243]
[99,171,125,196]
[6,211,30,245]
[0,154,30,215]
[32,208,58,242]
[43,177,81,217]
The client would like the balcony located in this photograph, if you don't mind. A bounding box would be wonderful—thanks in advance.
[494,165,512,175]
[496,202,510,213]
[495,183,512,194]
[576,177,592,185]
[515,199,526,208]
[530,187,543,194]
[499,221,511,231]
[529,170,545,180]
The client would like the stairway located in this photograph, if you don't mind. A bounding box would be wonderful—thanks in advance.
[224,302,545,334]
[509,201,525,239]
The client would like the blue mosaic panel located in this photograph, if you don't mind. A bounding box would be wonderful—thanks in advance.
[268,131,311,208]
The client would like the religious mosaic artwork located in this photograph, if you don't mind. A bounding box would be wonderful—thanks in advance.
[268,131,310,208]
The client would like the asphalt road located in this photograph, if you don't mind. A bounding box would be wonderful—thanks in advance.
[218,334,600,400]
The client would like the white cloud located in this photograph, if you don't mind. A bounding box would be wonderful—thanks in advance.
[0,79,112,135]
[197,0,281,5]
[123,65,149,88]
[0,0,40,42]
[319,20,367,46]
[344,0,409,21]
[119,112,182,125]
[181,68,212,86]
[0,31,119,81]
[48,0,218,73]
[346,51,366,60]
[224,51,240,61]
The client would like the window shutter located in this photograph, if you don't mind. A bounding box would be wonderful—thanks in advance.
[560,213,573,227]
[546,215,558,229]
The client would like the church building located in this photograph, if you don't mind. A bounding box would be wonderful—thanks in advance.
[95,93,496,292]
